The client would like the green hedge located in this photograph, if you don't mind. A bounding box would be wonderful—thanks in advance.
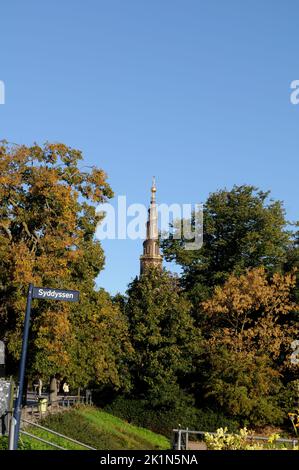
[104,397,239,437]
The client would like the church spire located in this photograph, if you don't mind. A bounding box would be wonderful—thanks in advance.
[140,177,163,275]
[151,176,156,203]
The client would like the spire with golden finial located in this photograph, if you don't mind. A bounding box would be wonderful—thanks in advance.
[151,176,156,203]
[140,177,163,275]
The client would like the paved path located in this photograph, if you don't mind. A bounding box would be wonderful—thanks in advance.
[188,441,207,450]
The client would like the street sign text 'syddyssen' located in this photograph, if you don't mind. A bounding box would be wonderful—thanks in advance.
[11,284,79,450]
[32,287,80,302]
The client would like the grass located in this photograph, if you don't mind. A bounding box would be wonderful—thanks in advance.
[20,406,170,450]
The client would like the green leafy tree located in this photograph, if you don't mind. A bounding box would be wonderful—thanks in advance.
[126,268,202,409]
[162,185,291,303]
[30,288,132,391]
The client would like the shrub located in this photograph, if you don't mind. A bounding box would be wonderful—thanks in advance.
[204,427,297,450]
[0,436,8,450]
[104,397,239,437]
[0,435,32,450]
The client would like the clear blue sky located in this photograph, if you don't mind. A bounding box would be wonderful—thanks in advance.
[1,1,299,294]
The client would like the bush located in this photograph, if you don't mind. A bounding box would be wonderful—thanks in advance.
[0,435,32,450]
[204,427,291,450]
[104,397,239,437]
[0,436,8,450]
[194,409,239,433]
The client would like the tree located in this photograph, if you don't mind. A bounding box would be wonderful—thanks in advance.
[200,268,298,425]
[62,289,132,391]
[283,222,299,302]
[125,268,202,409]
[0,141,130,390]
[162,185,291,303]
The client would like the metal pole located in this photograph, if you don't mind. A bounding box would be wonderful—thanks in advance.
[8,417,16,450]
[7,376,14,441]
[178,430,182,450]
[12,283,33,450]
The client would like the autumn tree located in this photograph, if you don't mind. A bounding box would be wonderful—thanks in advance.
[283,223,299,302]
[162,185,291,303]
[125,268,202,409]
[200,268,298,425]
[0,141,130,390]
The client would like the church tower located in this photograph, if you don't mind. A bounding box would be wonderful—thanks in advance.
[140,177,163,275]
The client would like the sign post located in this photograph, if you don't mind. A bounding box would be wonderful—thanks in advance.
[0,341,5,377]
[11,284,79,450]
[12,283,33,450]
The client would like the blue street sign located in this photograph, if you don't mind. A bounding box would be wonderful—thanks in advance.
[32,287,80,302]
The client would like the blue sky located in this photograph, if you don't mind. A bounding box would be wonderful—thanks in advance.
[1,1,299,293]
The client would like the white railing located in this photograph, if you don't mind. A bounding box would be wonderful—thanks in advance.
[21,418,96,450]
[172,428,299,450]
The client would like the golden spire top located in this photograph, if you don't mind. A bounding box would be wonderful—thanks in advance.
[151,176,156,193]
[151,176,156,203]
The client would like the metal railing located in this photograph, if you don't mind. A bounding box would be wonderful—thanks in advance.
[21,394,92,419]
[2,384,94,449]
[20,430,66,450]
[20,418,96,450]
[172,428,299,450]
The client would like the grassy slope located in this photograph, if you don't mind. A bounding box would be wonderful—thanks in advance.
[21,406,170,450]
